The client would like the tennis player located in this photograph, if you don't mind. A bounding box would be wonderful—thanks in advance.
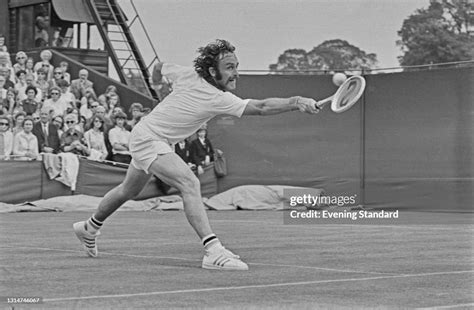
[74,39,320,271]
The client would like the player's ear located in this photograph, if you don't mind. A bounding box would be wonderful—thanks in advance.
[208,67,217,78]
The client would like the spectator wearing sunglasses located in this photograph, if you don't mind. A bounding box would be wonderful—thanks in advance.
[48,67,64,90]
[60,113,89,156]
[43,86,68,117]
[0,115,13,160]
[79,88,99,120]
[13,51,28,77]
[31,112,41,124]
[33,49,54,80]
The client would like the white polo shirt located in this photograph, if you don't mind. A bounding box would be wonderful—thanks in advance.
[139,64,249,144]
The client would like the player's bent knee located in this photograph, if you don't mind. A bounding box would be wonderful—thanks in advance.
[177,173,200,195]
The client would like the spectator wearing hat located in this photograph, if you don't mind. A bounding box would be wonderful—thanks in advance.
[32,107,60,153]
[108,111,131,164]
[0,115,13,160]
[189,127,215,175]
[21,85,40,116]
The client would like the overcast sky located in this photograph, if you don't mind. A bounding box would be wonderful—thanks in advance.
[122,0,429,71]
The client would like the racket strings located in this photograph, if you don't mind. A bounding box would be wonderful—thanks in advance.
[332,77,365,112]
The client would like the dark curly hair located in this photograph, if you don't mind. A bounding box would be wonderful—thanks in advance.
[194,39,235,84]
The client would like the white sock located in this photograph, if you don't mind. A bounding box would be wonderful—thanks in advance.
[202,234,223,252]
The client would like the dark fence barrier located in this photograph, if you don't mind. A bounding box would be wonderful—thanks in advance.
[208,67,473,212]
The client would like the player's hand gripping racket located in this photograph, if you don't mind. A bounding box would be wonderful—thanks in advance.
[315,76,366,113]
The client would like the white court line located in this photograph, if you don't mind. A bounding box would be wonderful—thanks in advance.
[0,245,196,262]
[211,220,474,231]
[42,270,474,303]
[249,262,397,275]
[416,302,474,309]
[0,245,396,275]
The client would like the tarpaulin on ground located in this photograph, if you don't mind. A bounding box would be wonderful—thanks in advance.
[209,67,473,212]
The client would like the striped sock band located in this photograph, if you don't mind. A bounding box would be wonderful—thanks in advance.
[86,215,103,233]
[202,234,222,251]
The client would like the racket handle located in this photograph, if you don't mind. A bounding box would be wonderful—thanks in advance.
[314,97,332,109]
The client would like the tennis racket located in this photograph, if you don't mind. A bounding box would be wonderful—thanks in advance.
[315,76,366,113]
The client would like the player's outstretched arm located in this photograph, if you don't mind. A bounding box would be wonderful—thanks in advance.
[243,96,320,116]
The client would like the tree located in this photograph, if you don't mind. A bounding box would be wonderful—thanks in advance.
[269,39,378,74]
[397,0,474,66]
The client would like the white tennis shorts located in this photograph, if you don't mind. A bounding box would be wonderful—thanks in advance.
[129,122,174,174]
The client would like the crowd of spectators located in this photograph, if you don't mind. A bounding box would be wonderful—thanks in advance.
[0,48,148,164]
[0,47,220,182]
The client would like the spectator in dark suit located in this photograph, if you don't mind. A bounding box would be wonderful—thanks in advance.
[189,127,214,175]
[175,139,195,168]
[33,107,60,153]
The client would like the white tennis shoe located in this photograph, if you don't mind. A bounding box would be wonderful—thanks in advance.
[73,221,100,257]
[202,247,248,271]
